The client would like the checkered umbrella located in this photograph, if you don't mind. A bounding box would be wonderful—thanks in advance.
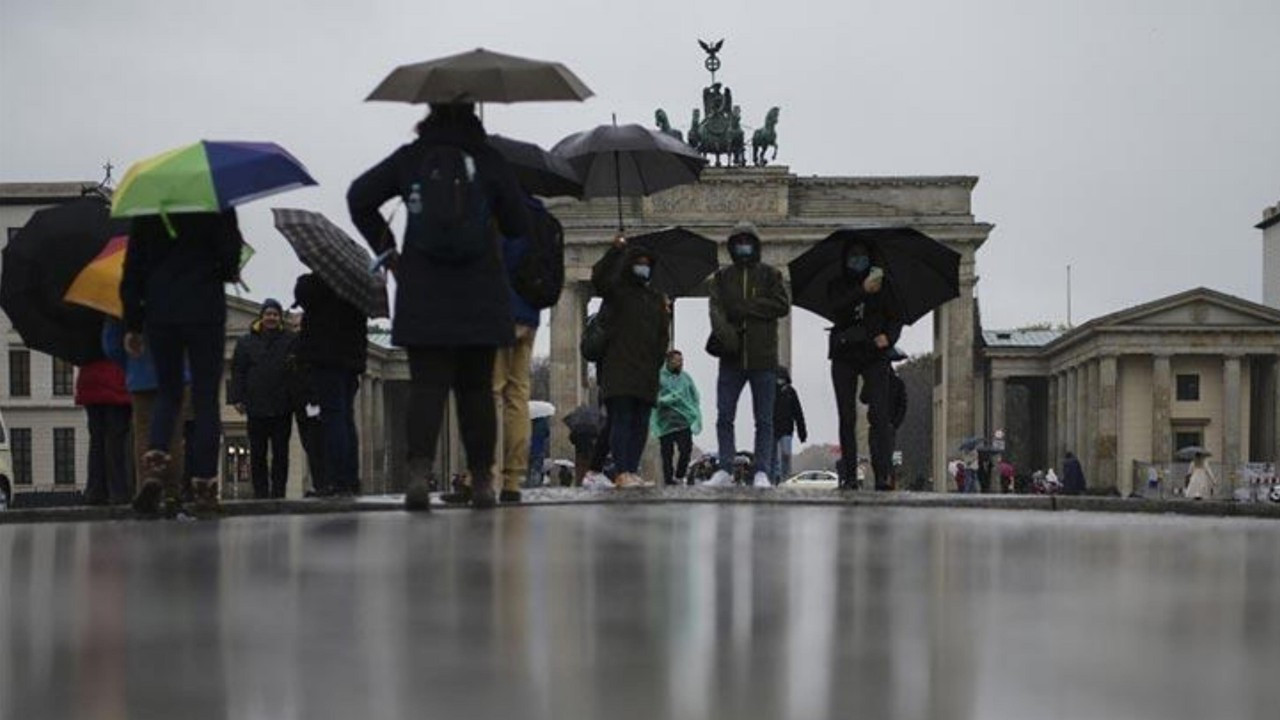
[271,208,389,318]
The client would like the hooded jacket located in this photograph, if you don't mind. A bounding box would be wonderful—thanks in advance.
[229,319,298,417]
[347,110,530,349]
[708,222,790,371]
[826,240,903,363]
[591,244,669,403]
[773,369,808,441]
[293,273,367,373]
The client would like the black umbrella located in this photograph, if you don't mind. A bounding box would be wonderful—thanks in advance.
[563,404,605,436]
[488,135,583,198]
[627,227,718,297]
[271,208,390,318]
[1,198,121,363]
[789,227,960,326]
[552,121,706,230]
[366,48,593,104]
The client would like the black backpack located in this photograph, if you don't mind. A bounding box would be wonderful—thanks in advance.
[511,206,565,309]
[405,145,491,264]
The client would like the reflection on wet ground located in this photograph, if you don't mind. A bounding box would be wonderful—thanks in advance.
[1,506,1278,720]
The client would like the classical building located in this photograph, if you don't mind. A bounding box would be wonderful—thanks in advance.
[980,288,1280,497]
[546,166,993,489]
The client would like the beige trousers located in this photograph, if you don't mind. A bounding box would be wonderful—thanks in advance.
[493,326,536,492]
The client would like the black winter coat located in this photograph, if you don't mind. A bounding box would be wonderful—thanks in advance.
[708,234,790,371]
[774,381,808,441]
[592,245,670,404]
[293,273,367,373]
[120,210,243,332]
[347,116,530,349]
[826,263,903,363]
[230,325,298,418]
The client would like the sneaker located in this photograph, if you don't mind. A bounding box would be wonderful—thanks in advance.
[752,472,772,489]
[582,472,614,490]
[471,474,497,510]
[701,470,734,488]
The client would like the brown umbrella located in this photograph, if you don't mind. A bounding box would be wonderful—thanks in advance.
[366,48,593,104]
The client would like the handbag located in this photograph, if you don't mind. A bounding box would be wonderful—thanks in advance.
[580,304,611,363]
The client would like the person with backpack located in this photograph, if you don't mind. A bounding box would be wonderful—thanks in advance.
[347,102,530,510]
[121,210,244,517]
[229,299,298,500]
[591,235,670,488]
[826,238,902,490]
[293,273,367,498]
[704,222,791,489]
[772,367,807,484]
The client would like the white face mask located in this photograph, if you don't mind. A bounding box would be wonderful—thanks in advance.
[731,243,754,259]
[632,264,652,282]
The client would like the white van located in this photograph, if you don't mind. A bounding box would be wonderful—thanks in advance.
[0,410,11,510]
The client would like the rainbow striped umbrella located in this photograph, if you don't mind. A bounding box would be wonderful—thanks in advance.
[111,141,316,226]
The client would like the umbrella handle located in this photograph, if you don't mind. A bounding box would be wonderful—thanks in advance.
[160,207,177,239]
[614,149,623,231]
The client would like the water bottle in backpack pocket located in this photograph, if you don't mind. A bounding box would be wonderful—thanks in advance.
[404,145,491,264]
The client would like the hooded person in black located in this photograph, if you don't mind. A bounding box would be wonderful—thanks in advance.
[590,236,670,487]
[348,103,530,510]
[772,367,808,483]
[704,221,790,488]
[828,238,902,490]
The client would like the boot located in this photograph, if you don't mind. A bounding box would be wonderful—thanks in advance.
[191,477,221,517]
[133,450,180,518]
[403,457,434,512]
[440,474,472,505]
[470,472,497,510]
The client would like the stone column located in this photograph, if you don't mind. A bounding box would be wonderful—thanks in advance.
[942,253,977,485]
[1085,360,1099,486]
[1057,372,1069,466]
[777,308,792,374]
[1047,375,1059,470]
[550,281,588,461]
[1068,367,1081,460]
[1097,355,1119,494]
[1223,354,1243,499]
[990,376,1007,494]
[1152,354,1173,464]
[360,373,375,490]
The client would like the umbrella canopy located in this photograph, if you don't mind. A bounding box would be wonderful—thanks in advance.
[563,404,605,435]
[529,400,557,420]
[1,198,122,363]
[1176,446,1212,460]
[367,48,593,104]
[64,234,129,317]
[271,209,390,318]
[627,227,719,297]
[112,141,316,222]
[789,227,960,326]
[488,135,582,198]
[552,123,706,230]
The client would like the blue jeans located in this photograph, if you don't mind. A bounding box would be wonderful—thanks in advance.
[312,367,360,494]
[716,365,776,474]
[605,396,652,474]
[148,321,224,479]
[773,435,793,482]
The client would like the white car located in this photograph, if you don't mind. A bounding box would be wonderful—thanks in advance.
[0,410,12,510]
[783,470,839,489]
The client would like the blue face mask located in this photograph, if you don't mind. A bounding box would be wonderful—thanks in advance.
[632,264,652,282]
[731,243,754,259]
[847,255,871,274]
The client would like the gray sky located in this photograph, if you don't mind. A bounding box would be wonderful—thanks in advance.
[4,0,1279,452]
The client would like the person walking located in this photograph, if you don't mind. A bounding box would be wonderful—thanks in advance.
[293,273,367,498]
[591,236,670,487]
[348,102,530,510]
[75,358,132,505]
[121,210,244,517]
[1184,451,1217,500]
[1062,451,1086,496]
[651,350,702,486]
[103,320,188,508]
[772,367,807,484]
[287,310,325,496]
[825,238,902,490]
[704,222,790,489]
[230,299,298,499]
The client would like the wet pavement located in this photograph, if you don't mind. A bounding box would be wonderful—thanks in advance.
[2,505,1279,720]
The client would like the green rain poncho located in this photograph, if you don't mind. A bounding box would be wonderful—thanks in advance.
[650,366,703,438]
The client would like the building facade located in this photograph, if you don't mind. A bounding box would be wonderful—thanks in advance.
[981,288,1280,497]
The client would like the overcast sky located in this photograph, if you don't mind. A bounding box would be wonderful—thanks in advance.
[4,0,1278,452]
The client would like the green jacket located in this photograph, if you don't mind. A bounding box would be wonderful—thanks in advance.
[651,366,702,438]
[708,260,790,371]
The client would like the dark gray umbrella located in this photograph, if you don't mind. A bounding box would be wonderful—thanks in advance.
[366,48,593,104]
[271,208,389,318]
[488,135,583,198]
[552,122,706,230]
